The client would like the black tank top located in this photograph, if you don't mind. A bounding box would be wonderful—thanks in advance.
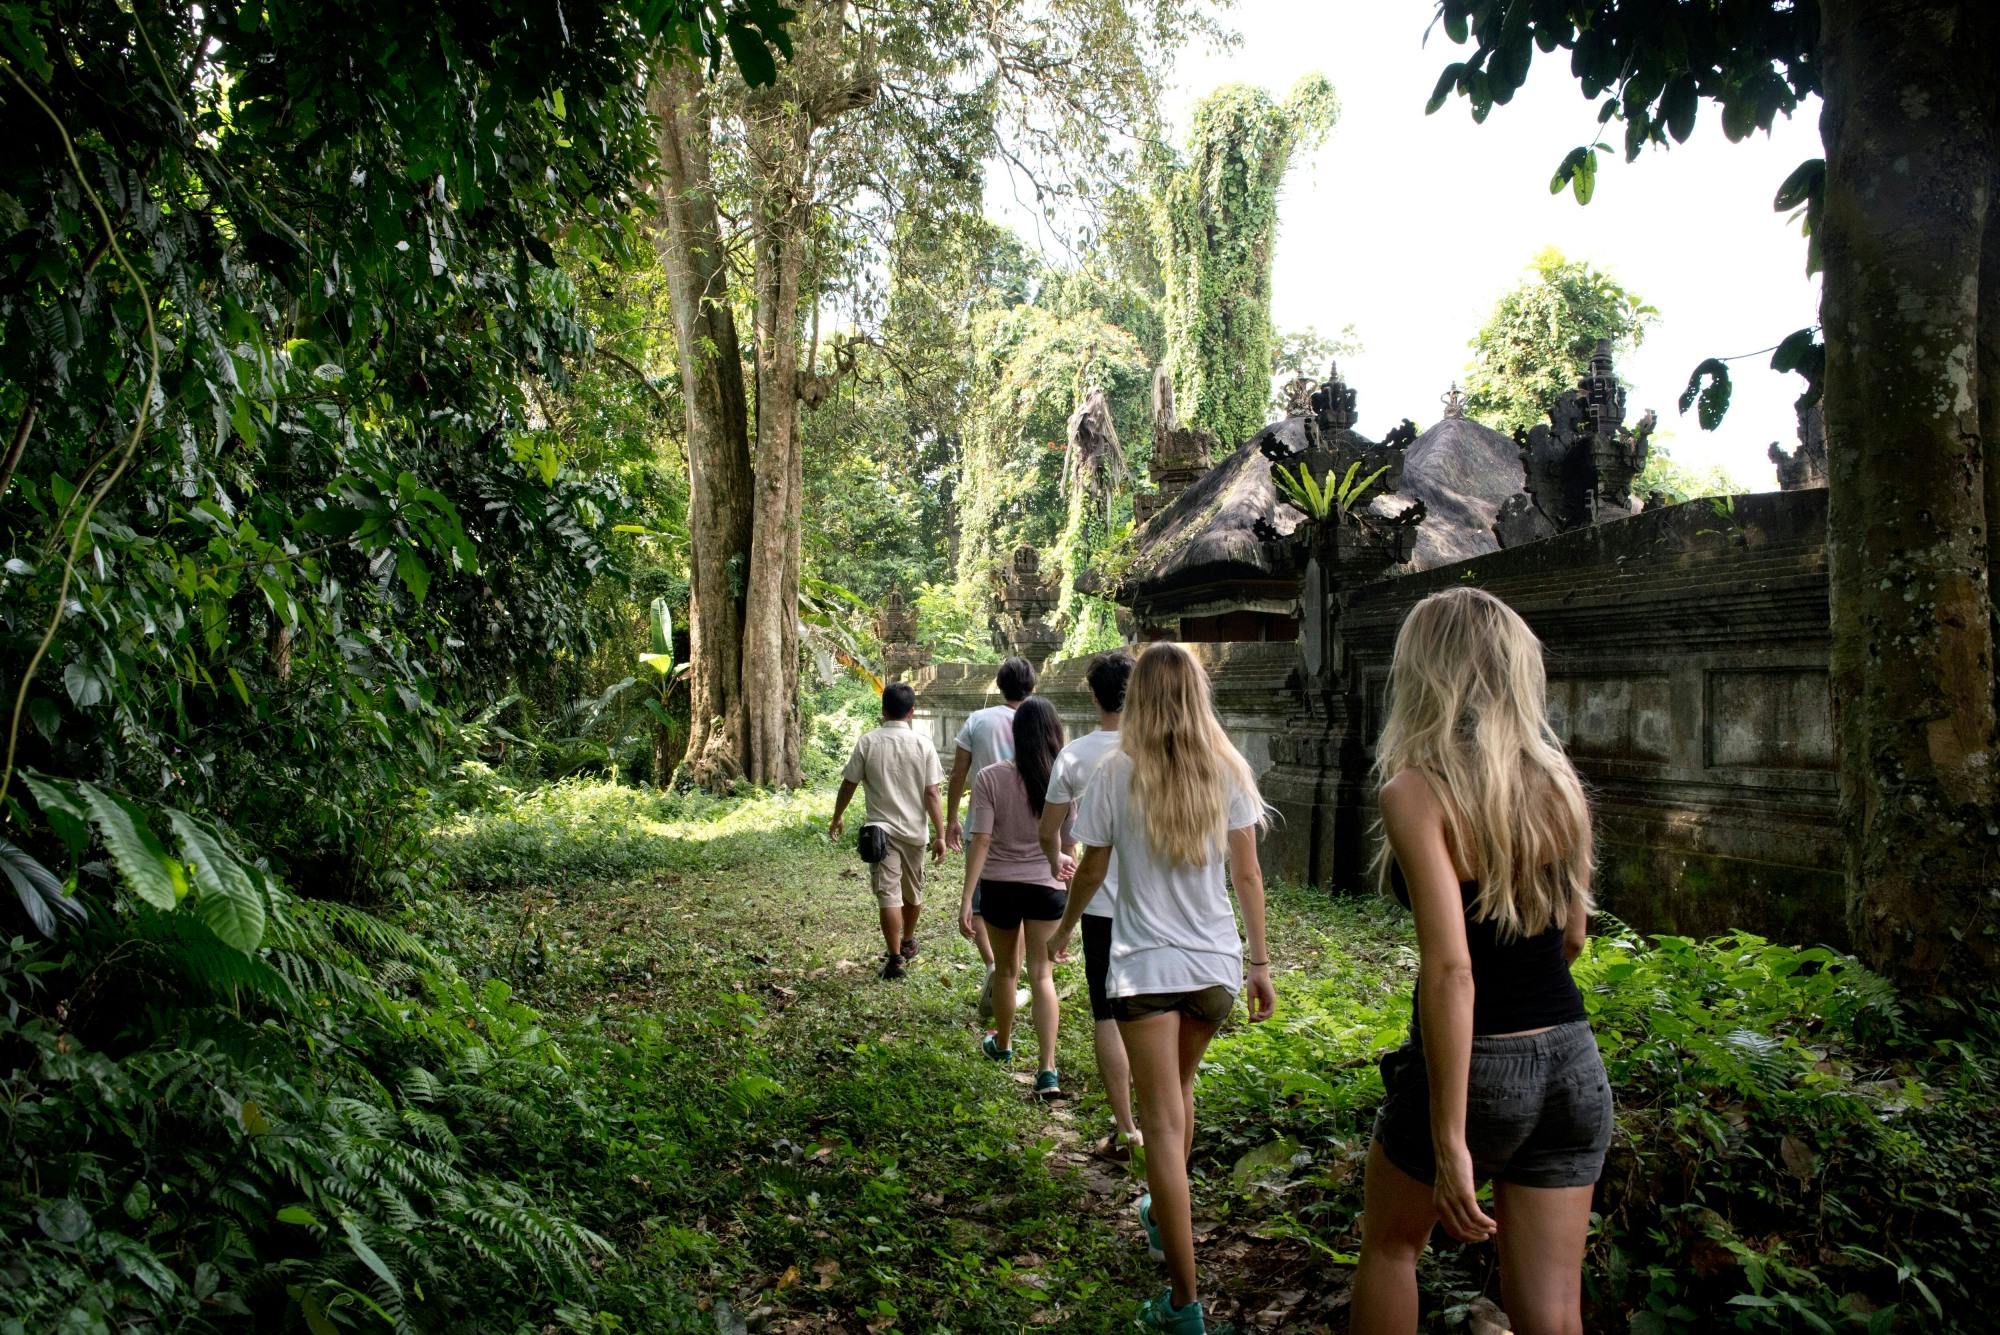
[1391,862,1586,1035]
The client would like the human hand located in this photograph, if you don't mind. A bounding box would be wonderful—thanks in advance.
[1047,927,1073,964]
[1245,963,1276,1022]
[945,820,963,853]
[931,836,946,864]
[1056,852,1077,883]
[828,814,845,840]
[1432,1141,1496,1243]
[958,907,976,941]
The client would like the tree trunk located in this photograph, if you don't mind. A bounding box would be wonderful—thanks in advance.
[741,127,810,788]
[1820,0,2000,989]
[649,63,754,788]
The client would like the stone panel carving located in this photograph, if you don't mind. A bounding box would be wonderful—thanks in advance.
[1547,674,1673,763]
[1705,669,1834,769]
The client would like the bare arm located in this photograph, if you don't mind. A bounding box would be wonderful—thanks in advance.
[944,746,972,849]
[1562,886,1591,963]
[1382,770,1494,1244]
[1049,845,1109,965]
[959,832,993,937]
[1227,826,1274,1022]
[1038,798,1073,880]
[924,784,945,861]
[828,779,859,838]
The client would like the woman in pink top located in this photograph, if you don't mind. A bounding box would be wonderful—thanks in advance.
[960,696,1074,1098]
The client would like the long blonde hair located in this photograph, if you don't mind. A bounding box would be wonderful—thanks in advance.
[1122,643,1266,866]
[1372,587,1593,938]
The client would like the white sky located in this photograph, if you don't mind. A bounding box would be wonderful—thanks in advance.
[1093,0,1825,488]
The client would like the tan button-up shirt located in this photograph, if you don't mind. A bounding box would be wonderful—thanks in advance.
[842,719,943,844]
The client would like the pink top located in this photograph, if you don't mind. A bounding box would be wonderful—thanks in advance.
[969,761,1072,888]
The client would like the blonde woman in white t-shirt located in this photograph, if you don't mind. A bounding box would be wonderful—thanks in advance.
[1050,643,1274,1335]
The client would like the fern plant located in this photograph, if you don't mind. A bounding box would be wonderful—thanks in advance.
[1272,460,1389,521]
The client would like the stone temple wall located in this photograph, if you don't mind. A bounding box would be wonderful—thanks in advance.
[909,488,1843,948]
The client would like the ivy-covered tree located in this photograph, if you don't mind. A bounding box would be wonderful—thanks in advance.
[1427,0,1999,991]
[1464,247,1657,431]
[1154,76,1338,452]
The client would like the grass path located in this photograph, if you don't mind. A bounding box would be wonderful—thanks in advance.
[428,781,1423,1333]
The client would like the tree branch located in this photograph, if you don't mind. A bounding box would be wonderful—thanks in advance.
[0,396,38,503]
[595,344,677,419]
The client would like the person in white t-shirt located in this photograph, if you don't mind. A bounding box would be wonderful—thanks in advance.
[1050,643,1274,1335]
[1036,650,1140,1159]
[945,656,1037,1020]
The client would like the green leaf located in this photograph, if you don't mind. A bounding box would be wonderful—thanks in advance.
[639,652,678,676]
[341,1217,402,1297]
[1664,75,1698,143]
[1570,148,1597,205]
[396,545,430,603]
[650,595,674,657]
[23,772,91,858]
[1425,63,1464,116]
[1678,358,1733,431]
[1773,157,1825,213]
[167,810,267,951]
[278,1206,320,1227]
[550,88,567,121]
[77,783,186,909]
[725,20,779,86]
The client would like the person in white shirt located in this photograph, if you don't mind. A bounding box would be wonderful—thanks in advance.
[1037,650,1141,1159]
[944,656,1037,1019]
[1049,643,1275,1335]
[828,682,946,980]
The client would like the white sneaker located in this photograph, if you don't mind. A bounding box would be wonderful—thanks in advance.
[1015,986,1032,1010]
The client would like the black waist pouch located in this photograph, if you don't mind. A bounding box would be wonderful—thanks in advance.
[857,824,891,864]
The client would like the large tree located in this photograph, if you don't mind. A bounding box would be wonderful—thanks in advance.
[1154,77,1339,452]
[650,0,1203,788]
[1463,246,1656,431]
[1428,0,1999,991]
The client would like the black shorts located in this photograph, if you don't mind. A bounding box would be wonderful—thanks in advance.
[1110,985,1235,1026]
[979,879,1066,930]
[1372,1019,1612,1189]
[1082,914,1116,1022]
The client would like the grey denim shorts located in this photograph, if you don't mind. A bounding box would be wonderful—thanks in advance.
[1372,1019,1612,1189]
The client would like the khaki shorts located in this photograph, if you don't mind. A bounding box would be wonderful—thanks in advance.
[871,836,926,909]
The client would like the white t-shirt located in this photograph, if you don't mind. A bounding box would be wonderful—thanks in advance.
[954,704,1017,778]
[1046,729,1123,920]
[1072,751,1261,998]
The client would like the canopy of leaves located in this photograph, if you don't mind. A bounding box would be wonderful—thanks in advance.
[1463,247,1657,432]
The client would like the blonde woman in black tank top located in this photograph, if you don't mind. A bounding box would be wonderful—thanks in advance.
[1352,589,1612,1335]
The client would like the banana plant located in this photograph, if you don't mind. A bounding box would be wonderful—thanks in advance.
[1273,459,1391,522]
[639,597,691,783]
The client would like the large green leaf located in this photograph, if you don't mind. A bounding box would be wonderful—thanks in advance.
[0,835,86,937]
[77,783,186,910]
[167,810,267,951]
[649,596,673,657]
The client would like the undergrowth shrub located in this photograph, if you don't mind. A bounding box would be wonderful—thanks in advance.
[1197,907,2000,1332]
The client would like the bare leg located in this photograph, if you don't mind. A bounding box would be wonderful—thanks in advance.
[1094,1019,1137,1137]
[1492,1181,1594,1335]
[1351,1141,1441,1334]
[877,904,902,957]
[1175,1016,1217,1167]
[973,914,995,968]
[989,924,1024,1052]
[1022,917,1062,1072]
[901,902,920,946]
[1122,1012,1201,1307]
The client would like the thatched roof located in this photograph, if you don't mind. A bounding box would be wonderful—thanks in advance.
[1366,415,1521,571]
[1118,417,1311,615]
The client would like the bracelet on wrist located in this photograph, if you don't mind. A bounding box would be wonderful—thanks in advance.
[1247,958,1270,967]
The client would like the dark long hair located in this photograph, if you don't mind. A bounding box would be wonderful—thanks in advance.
[1011,696,1066,816]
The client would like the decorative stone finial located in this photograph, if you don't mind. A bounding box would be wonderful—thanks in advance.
[1440,383,1467,420]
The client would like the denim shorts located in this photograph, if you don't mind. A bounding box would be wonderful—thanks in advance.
[1372,1020,1612,1189]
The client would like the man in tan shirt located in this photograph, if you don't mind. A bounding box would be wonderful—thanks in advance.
[829,681,946,979]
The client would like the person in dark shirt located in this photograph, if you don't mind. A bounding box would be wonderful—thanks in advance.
[1353,588,1611,1335]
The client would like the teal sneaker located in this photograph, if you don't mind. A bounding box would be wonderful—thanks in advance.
[982,1032,1012,1062]
[1033,1069,1062,1100]
[1136,1193,1163,1262]
[1136,1290,1228,1333]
